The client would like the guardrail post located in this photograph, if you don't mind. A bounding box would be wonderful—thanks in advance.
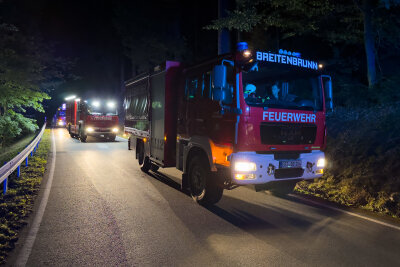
[16,152,21,178]
[2,177,7,195]
[30,150,33,157]
[2,162,7,195]
[25,156,28,166]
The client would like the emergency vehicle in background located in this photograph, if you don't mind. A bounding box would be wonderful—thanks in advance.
[65,96,119,142]
[54,103,66,127]
[124,42,333,206]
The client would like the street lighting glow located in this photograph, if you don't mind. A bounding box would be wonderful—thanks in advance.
[65,95,76,101]
[93,101,100,107]
[107,102,115,108]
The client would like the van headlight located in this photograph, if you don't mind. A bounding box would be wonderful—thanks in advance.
[317,158,325,168]
[234,161,257,172]
[86,127,94,133]
[112,128,119,133]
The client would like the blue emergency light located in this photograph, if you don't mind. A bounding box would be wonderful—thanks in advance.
[237,42,248,51]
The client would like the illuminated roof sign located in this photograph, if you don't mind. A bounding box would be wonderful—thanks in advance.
[256,51,318,70]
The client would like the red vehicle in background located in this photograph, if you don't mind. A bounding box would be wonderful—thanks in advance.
[54,103,66,127]
[65,97,119,142]
[124,42,333,206]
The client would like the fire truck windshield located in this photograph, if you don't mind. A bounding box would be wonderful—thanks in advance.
[85,103,118,116]
[242,64,323,111]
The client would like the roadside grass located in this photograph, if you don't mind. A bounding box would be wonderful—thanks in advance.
[0,129,51,264]
[0,133,36,164]
[295,104,400,218]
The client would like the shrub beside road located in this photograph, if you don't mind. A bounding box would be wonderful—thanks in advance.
[0,129,51,264]
[296,104,400,218]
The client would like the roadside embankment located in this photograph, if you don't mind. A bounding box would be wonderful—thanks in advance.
[296,104,400,217]
[0,134,36,164]
[0,129,51,264]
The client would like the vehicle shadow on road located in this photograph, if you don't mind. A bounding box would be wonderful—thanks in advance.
[145,169,349,265]
[147,170,189,196]
[146,169,342,233]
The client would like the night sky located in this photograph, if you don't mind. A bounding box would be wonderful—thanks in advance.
[1,0,219,116]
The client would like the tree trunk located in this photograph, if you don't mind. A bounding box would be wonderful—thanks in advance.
[218,0,231,55]
[363,0,377,87]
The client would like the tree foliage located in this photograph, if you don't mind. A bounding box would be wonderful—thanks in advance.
[113,1,187,76]
[206,0,400,89]
[0,23,50,146]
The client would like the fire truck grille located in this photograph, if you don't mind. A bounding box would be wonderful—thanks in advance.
[260,122,317,145]
[274,168,304,179]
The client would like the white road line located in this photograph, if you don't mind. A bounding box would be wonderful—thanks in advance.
[289,194,400,231]
[15,130,57,266]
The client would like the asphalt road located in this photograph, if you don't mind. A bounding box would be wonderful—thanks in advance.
[7,128,400,266]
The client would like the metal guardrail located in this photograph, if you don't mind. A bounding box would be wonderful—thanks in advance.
[0,123,46,195]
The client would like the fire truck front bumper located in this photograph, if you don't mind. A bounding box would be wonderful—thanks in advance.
[229,151,325,185]
[85,126,119,136]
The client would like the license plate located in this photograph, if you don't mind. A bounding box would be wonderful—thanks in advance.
[279,160,302,169]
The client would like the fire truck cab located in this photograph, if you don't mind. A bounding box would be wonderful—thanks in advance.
[66,97,119,142]
[125,42,333,206]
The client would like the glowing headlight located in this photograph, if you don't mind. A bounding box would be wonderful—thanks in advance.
[107,102,115,108]
[243,50,251,57]
[57,121,64,126]
[112,128,119,133]
[234,161,257,172]
[92,101,100,107]
[235,174,256,180]
[317,158,326,168]
[86,127,94,133]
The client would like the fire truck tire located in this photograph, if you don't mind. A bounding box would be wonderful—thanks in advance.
[137,141,151,172]
[150,164,159,172]
[68,126,74,138]
[188,155,223,206]
[107,134,116,141]
[80,135,87,142]
[79,128,87,142]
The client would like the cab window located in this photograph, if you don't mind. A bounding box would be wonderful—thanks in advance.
[185,76,199,100]
[202,71,212,98]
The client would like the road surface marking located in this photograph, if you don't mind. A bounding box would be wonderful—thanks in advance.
[15,130,57,266]
[290,194,400,231]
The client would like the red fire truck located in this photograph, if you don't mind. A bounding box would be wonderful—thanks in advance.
[124,42,333,206]
[53,103,66,128]
[66,97,119,142]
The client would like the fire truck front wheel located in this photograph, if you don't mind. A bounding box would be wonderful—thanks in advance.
[107,134,116,141]
[79,128,87,142]
[188,155,223,206]
[68,125,75,138]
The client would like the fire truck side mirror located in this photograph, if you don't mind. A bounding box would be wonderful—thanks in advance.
[212,65,227,102]
[213,65,227,90]
[322,75,334,113]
